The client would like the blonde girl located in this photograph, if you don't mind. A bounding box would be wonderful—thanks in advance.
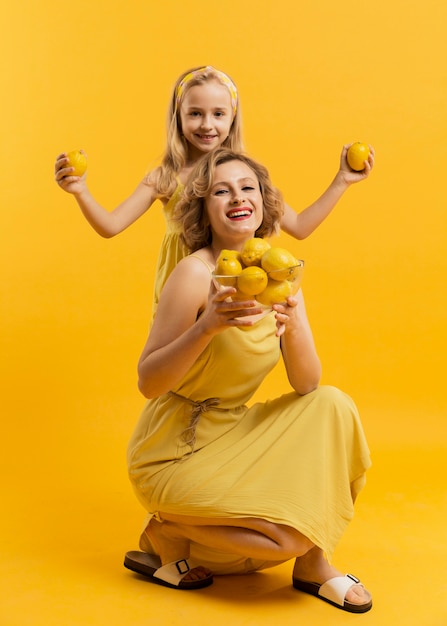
[54,66,374,314]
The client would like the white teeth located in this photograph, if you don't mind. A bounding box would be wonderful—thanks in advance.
[228,210,251,218]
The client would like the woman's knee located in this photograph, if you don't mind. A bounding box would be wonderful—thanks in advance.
[273,524,314,558]
[314,385,359,424]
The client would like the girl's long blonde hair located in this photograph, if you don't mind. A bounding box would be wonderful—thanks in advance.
[148,66,244,199]
[175,148,284,253]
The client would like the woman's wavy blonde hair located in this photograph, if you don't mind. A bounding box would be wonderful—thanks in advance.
[148,66,244,199]
[175,148,284,252]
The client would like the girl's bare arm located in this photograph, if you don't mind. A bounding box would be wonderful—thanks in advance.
[55,152,158,237]
[280,144,375,240]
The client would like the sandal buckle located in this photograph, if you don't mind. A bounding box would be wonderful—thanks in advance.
[175,559,190,575]
[347,573,360,584]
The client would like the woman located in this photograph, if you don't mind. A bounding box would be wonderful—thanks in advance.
[125,148,372,614]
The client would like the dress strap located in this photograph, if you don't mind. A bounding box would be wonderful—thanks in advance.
[163,181,184,213]
[188,254,214,274]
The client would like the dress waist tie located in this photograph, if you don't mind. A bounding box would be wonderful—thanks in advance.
[168,390,242,455]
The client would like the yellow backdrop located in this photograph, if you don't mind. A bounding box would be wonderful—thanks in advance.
[1,0,446,556]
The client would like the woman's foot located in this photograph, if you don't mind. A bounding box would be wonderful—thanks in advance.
[124,550,213,589]
[293,547,372,612]
[145,518,212,584]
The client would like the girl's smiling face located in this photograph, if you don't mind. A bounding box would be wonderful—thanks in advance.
[179,81,234,160]
[205,159,264,248]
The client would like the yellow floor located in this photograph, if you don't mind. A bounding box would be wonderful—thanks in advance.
[1,440,446,626]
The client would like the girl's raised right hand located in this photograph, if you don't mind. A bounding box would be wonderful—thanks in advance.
[54,152,87,194]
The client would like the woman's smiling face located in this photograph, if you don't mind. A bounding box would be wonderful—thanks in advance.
[205,159,264,245]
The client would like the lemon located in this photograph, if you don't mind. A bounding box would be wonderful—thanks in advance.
[256,279,293,307]
[220,249,241,260]
[347,142,370,171]
[240,238,271,267]
[66,150,88,177]
[237,266,268,296]
[268,260,304,283]
[214,252,242,287]
[261,247,299,281]
[215,252,243,276]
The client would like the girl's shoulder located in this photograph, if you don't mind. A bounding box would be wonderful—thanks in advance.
[143,165,178,200]
[176,163,196,186]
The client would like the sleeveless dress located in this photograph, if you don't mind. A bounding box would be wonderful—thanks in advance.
[152,183,188,317]
[128,259,371,574]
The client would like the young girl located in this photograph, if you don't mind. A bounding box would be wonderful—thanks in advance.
[54,65,374,315]
[125,148,372,614]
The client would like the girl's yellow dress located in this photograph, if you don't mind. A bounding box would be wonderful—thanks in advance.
[127,306,371,574]
[152,184,188,317]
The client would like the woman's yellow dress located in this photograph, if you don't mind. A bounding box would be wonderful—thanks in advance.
[127,307,371,574]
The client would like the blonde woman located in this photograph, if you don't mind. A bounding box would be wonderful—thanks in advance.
[125,148,372,614]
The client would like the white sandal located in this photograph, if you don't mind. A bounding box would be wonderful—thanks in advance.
[293,573,372,613]
[124,550,213,590]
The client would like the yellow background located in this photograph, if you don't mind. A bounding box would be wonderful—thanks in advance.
[1,1,446,624]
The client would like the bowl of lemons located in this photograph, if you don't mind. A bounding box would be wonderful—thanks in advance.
[212,238,304,308]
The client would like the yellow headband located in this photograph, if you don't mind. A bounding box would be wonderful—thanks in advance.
[176,66,238,115]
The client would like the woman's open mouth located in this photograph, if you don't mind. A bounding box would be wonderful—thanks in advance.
[226,208,253,220]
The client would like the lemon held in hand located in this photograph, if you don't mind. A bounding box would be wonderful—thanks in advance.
[347,142,370,171]
[66,150,88,177]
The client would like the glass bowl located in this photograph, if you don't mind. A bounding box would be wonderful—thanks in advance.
[212,260,304,308]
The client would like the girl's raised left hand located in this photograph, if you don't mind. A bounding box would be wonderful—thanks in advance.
[337,143,375,185]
